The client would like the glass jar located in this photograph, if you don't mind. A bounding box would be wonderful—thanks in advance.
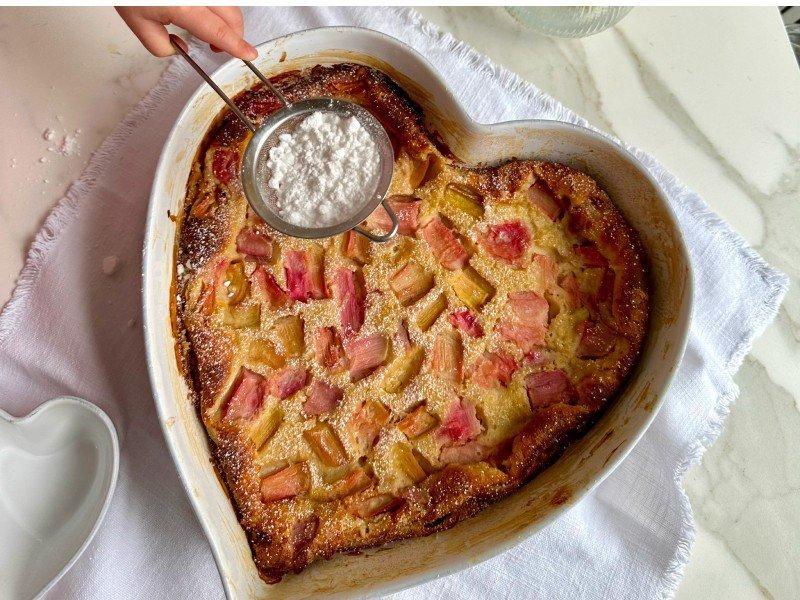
[506,7,633,38]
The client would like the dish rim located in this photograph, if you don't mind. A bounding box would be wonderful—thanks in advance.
[143,25,693,598]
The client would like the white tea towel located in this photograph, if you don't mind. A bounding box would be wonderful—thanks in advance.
[0,7,788,600]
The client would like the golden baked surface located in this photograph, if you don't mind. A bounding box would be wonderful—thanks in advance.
[173,63,649,583]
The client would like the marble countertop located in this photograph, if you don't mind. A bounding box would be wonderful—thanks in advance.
[1,6,798,599]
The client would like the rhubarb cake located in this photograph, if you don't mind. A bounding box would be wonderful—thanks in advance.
[173,63,649,583]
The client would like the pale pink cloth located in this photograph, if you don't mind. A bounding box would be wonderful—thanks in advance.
[0,8,787,599]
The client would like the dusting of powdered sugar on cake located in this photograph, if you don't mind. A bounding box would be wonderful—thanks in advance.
[265,111,379,228]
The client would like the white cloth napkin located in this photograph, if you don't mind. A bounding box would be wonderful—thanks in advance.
[0,7,788,600]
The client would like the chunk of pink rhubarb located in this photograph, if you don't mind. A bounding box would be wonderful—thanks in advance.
[421,216,468,270]
[438,396,483,444]
[236,227,273,259]
[366,195,421,236]
[496,291,549,353]
[212,148,239,185]
[525,369,576,410]
[344,334,389,382]
[558,273,584,309]
[283,245,326,302]
[478,221,530,267]
[332,468,373,498]
[314,326,346,370]
[224,367,265,421]
[269,366,309,400]
[439,441,489,464]
[526,180,563,221]
[348,399,391,453]
[250,266,289,309]
[448,308,484,338]
[534,253,557,289]
[303,380,343,417]
[333,268,366,337]
[347,494,403,519]
[471,351,518,388]
[260,463,310,503]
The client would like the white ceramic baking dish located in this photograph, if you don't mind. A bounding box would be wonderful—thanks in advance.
[143,27,692,599]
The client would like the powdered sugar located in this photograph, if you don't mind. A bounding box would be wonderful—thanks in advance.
[265,111,379,228]
[53,134,80,156]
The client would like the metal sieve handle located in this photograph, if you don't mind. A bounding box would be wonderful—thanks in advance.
[169,34,289,134]
[352,198,399,242]
[242,60,290,108]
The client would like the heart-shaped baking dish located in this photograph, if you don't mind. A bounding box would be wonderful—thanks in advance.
[0,397,119,600]
[144,27,692,599]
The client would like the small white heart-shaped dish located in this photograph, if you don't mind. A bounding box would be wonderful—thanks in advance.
[0,397,119,600]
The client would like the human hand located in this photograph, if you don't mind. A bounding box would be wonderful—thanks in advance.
[115,6,257,60]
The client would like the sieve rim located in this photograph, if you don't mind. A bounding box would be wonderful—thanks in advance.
[241,98,395,240]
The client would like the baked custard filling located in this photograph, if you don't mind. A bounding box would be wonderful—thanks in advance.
[173,63,649,583]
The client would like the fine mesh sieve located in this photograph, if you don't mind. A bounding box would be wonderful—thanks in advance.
[171,35,398,242]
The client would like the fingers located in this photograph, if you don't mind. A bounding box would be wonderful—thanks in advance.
[208,6,245,53]
[209,6,245,37]
[116,7,174,57]
[116,6,256,60]
[169,6,257,60]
